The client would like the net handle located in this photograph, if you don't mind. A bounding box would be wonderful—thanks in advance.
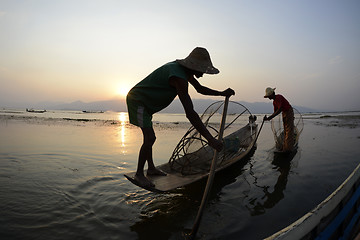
[189,95,230,239]
[254,118,265,144]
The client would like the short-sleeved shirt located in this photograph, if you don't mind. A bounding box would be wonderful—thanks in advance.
[273,94,292,112]
[126,61,188,127]
[126,61,188,115]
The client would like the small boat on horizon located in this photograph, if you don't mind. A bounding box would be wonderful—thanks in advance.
[82,110,104,113]
[26,108,46,113]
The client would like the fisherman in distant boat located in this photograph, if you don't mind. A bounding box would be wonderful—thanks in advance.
[126,47,235,187]
[263,87,295,152]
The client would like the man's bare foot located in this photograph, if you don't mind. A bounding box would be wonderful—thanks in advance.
[134,174,155,187]
[147,168,167,176]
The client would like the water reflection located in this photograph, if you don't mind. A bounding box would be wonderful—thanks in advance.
[117,112,129,154]
[129,149,257,239]
[246,149,299,216]
[130,193,193,240]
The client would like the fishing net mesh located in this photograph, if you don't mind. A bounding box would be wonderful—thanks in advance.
[169,101,256,175]
[271,108,304,150]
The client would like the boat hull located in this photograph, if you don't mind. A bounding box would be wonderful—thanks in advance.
[124,123,258,192]
[265,163,360,240]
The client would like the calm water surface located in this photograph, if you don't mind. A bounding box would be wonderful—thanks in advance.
[0,110,360,240]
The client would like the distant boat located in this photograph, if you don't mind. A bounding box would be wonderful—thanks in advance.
[82,110,104,113]
[26,108,46,113]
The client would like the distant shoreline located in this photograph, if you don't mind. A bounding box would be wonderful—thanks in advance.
[1,110,360,129]
[1,98,321,114]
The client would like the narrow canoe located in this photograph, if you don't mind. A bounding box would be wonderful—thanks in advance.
[265,162,360,240]
[124,122,258,193]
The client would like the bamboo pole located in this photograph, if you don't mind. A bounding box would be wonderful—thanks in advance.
[254,119,265,145]
[189,96,230,239]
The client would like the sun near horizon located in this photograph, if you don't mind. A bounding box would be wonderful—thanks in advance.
[116,83,132,98]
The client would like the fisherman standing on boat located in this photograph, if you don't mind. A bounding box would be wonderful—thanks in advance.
[126,47,235,187]
[263,87,295,152]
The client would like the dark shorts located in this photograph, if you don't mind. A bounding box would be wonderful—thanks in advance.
[126,98,152,128]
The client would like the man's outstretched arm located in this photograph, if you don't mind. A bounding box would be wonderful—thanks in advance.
[188,77,235,97]
[169,76,223,152]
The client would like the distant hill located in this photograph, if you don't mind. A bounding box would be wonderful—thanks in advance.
[38,98,317,114]
[47,99,128,112]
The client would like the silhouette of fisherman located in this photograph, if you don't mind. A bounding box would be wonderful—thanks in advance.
[126,47,235,187]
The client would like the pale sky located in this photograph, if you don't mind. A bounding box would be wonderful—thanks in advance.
[1,0,359,111]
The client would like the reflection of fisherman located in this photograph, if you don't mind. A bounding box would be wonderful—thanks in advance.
[263,87,295,152]
[126,47,235,187]
[247,156,291,216]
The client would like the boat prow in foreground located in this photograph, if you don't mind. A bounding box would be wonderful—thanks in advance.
[265,163,360,240]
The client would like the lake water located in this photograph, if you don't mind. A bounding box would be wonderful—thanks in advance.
[1,109,360,240]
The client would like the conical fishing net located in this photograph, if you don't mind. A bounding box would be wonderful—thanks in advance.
[169,101,257,175]
[271,108,304,150]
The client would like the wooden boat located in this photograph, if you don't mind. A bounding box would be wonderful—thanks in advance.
[26,108,46,113]
[82,110,104,113]
[124,101,259,193]
[125,121,258,192]
[265,162,360,240]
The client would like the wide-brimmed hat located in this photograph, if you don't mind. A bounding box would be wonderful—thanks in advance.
[264,87,276,98]
[176,47,219,74]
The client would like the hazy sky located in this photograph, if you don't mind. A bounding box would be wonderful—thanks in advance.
[1,0,359,111]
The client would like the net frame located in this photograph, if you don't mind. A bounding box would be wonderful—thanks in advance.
[169,100,256,175]
[270,108,304,150]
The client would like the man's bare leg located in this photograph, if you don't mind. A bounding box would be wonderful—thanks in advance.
[135,127,157,187]
[142,128,167,176]
[135,144,154,187]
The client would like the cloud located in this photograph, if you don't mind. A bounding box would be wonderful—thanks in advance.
[0,11,6,17]
[328,56,344,65]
